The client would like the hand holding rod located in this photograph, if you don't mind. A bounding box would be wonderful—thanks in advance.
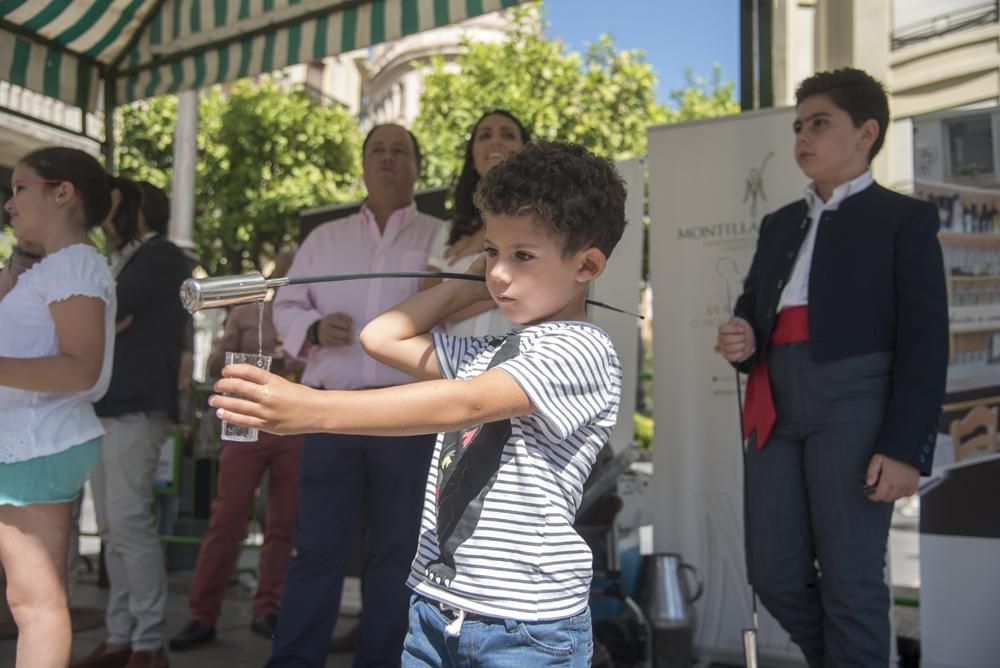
[180,271,643,319]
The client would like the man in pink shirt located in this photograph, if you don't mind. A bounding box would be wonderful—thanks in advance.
[266,124,443,667]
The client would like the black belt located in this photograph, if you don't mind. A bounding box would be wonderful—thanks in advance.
[418,595,495,623]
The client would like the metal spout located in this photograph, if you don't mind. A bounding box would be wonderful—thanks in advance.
[180,272,288,313]
[181,269,643,318]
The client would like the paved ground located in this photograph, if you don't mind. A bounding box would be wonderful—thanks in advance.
[0,490,923,667]
[0,554,359,668]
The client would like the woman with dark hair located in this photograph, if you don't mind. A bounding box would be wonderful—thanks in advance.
[423,110,529,336]
[0,146,116,667]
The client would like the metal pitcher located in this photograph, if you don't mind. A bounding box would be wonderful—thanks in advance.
[635,553,705,668]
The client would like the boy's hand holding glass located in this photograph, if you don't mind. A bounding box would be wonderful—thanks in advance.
[219,352,272,441]
[213,360,319,436]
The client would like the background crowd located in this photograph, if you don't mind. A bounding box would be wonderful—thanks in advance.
[0,110,535,668]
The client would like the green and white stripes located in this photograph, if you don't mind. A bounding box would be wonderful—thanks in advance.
[0,0,524,110]
[0,32,98,109]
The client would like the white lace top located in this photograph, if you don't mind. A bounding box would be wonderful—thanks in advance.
[0,244,116,463]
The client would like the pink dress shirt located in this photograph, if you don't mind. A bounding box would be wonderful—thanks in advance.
[274,203,444,390]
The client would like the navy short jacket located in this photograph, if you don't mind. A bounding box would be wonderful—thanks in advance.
[733,183,948,474]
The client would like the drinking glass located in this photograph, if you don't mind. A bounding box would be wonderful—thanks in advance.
[221,352,272,442]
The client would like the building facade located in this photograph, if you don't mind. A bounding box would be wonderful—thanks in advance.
[360,12,513,128]
[768,0,999,191]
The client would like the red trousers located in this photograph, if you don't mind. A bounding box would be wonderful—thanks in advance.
[188,431,302,624]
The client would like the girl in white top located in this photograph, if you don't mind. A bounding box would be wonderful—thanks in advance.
[423,110,530,337]
[0,147,116,668]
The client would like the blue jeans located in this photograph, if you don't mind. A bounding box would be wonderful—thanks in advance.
[402,595,593,668]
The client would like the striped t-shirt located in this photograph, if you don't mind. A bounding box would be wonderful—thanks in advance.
[407,321,622,621]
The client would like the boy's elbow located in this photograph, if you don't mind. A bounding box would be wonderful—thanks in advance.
[358,322,385,356]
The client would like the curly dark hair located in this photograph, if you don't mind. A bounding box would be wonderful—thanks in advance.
[795,68,889,161]
[450,110,531,246]
[474,141,626,258]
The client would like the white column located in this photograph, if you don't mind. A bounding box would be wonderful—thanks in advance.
[170,89,198,250]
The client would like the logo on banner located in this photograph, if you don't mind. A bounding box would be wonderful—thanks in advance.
[743,151,774,218]
[675,152,774,243]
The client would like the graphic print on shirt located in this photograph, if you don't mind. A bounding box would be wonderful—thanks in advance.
[425,334,520,588]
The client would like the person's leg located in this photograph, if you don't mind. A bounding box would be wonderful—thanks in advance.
[187,440,270,627]
[97,413,171,652]
[356,434,435,667]
[66,494,83,605]
[90,419,135,649]
[802,352,894,668]
[253,432,302,620]
[744,430,823,666]
[744,345,823,667]
[266,433,364,667]
[0,501,73,668]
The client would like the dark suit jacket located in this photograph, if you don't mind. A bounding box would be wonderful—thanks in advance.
[733,183,949,474]
[95,235,193,422]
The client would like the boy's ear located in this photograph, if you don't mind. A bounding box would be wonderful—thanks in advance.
[858,118,879,155]
[576,246,607,283]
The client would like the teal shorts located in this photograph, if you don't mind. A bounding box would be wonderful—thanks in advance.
[0,437,102,506]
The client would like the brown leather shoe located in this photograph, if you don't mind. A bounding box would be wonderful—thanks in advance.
[70,642,132,668]
[124,647,169,668]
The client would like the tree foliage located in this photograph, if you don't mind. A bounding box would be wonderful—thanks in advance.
[412,4,738,192]
[667,65,741,122]
[0,228,13,262]
[116,78,363,274]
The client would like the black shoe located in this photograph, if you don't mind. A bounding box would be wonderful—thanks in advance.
[168,620,216,651]
[250,613,279,639]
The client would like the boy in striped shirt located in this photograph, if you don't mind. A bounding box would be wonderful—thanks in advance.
[214,140,627,666]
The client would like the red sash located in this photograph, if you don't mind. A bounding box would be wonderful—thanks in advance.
[742,305,809,448]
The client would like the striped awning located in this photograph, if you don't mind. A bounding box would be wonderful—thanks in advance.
[0,0,526,113]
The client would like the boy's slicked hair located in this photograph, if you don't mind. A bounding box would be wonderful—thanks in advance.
[473,141,626,258]
[795,68,890,161]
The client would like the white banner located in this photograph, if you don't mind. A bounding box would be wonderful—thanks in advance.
[589,158,645,453]
[647,107,808,665]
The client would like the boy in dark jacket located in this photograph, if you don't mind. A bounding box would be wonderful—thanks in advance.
[716,68,948,667]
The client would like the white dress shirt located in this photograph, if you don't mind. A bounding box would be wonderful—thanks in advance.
[273,203,443,390]
[777,170,874,310]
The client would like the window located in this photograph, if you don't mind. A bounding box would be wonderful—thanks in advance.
[947,116,995,182]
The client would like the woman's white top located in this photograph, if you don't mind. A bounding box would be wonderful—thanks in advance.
[426,224,516,338]
[0,244,116,463]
